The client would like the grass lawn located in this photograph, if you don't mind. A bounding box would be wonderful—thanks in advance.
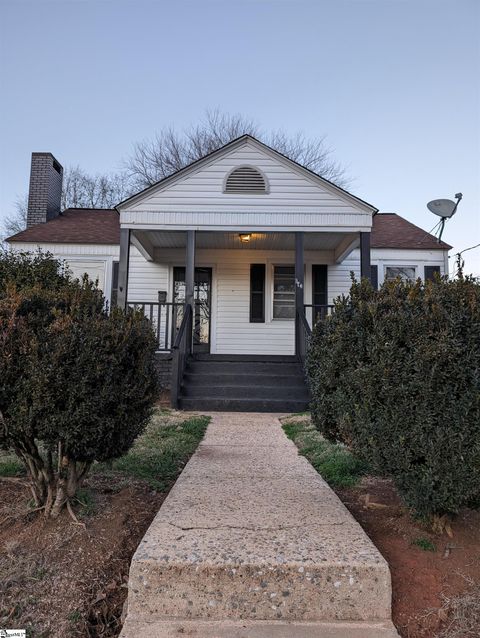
[95,409,210,491]
[281,415,368,487]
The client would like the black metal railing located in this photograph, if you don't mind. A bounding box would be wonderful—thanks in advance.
[127,301,185,351]
[171,304,192,409]
[303,304,335,328]
[296,309,312,366]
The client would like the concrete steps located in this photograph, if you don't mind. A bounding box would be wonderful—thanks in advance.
[178,355,310,412]
[120,413,399,638]
[120,619,400,637]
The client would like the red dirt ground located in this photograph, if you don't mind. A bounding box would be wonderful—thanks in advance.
[336,477,480,638]
[0,475,164,637]
[1,474,479,637]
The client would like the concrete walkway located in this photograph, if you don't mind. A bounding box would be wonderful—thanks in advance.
[120,413,399,637]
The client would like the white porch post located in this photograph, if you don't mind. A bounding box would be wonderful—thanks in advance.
[117,228,131,309]
[295,232,305,356]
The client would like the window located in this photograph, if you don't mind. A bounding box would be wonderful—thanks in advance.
[273,265,295,319]
[385,266,416,282]
[424,265,441,281]
[224,166,267,193]
[111,261,119,306]
[250,264,265,323]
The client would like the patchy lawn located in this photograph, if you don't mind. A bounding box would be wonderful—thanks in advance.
[0,409,209,638]
[282,415,368,487]
[281,414,480,638]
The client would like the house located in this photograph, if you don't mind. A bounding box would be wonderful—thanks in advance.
[7,137,451,411]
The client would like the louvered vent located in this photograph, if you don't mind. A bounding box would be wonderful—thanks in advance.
[224,166,267,194]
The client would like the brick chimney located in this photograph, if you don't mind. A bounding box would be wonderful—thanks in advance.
[26,152,63,228]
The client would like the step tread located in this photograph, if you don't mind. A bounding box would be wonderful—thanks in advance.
[179,397,309,412]
[182,388,309,400]
[120,619,401,638]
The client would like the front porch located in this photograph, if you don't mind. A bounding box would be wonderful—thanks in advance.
[119,229,372,356]
[117,229,372,410]
[114,134,376,409]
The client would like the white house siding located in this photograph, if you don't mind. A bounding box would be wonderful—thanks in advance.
[125,244,449,355]
[10,241,448,356]
[370,248,448,285]
[8,242,119,306]
[120,139,374,232]
[126,247,358,355]
[127,247,169,303]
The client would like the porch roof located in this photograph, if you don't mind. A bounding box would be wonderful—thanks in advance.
[132,229,358,251]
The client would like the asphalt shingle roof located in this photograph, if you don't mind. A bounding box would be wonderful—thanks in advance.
[7,209,120,244]
[371,213,451,250]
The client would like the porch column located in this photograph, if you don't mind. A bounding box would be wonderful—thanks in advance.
[360,232,372,282]
[185,230,196,310]
[117,228,131,309]
[295,232,305,356]
[185,230,195,351]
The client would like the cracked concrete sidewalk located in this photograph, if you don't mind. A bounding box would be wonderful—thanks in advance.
[120,412,399,637]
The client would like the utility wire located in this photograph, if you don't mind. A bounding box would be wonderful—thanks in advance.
[456,242,480,256]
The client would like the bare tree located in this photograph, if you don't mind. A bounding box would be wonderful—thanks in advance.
[60,166,132,210]
[2,194,28,238]
[124,110,350,191]
[2,167,133,240]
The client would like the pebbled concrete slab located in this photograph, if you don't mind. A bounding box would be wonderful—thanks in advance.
[120,413,399,637]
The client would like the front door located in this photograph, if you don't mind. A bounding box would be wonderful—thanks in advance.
[173,267,212,353]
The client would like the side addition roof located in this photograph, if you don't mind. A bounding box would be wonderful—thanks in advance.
[371,213,452,250]
[6,209,120,245]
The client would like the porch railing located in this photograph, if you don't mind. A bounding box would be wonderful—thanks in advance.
[127,301,185,351]
[171,304,192,409]
[296,309,312,367]
[303,303,335,328]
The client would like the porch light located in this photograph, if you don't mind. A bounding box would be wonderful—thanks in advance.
[239,233,251,243]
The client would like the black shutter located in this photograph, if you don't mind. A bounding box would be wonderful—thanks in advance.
[250,264,265,323]
[371,265,378,290]
[424,265,441,281]
[312,265,328,321]
[111,261,119,306]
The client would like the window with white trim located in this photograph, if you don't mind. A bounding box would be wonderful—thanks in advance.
[273,265,295,319]
[385,266,416,282]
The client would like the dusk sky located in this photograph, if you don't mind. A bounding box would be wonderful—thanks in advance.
[1,0,479,274]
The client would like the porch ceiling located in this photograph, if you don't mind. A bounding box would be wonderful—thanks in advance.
[133,230,358,251]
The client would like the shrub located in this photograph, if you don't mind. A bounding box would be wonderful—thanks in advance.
[307,274,480,524]
[0,251,158,518]
[0,249,73,294]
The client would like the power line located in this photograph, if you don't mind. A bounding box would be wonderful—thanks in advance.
[456,242,480,256]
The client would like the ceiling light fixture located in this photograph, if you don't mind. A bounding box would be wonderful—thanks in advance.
[239,233,252,243]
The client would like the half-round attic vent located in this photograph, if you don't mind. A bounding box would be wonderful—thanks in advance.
[224,166,267,194]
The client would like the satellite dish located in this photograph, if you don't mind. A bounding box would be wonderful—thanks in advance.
[426,193,462,243]
[427,199,458,218]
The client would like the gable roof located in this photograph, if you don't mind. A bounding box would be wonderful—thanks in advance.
[116,134,378,214]
[6,209,119,244]
[371,213,451,250]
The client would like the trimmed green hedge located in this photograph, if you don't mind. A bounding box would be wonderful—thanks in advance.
[0,250,158,518]
[307,274,480,520]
